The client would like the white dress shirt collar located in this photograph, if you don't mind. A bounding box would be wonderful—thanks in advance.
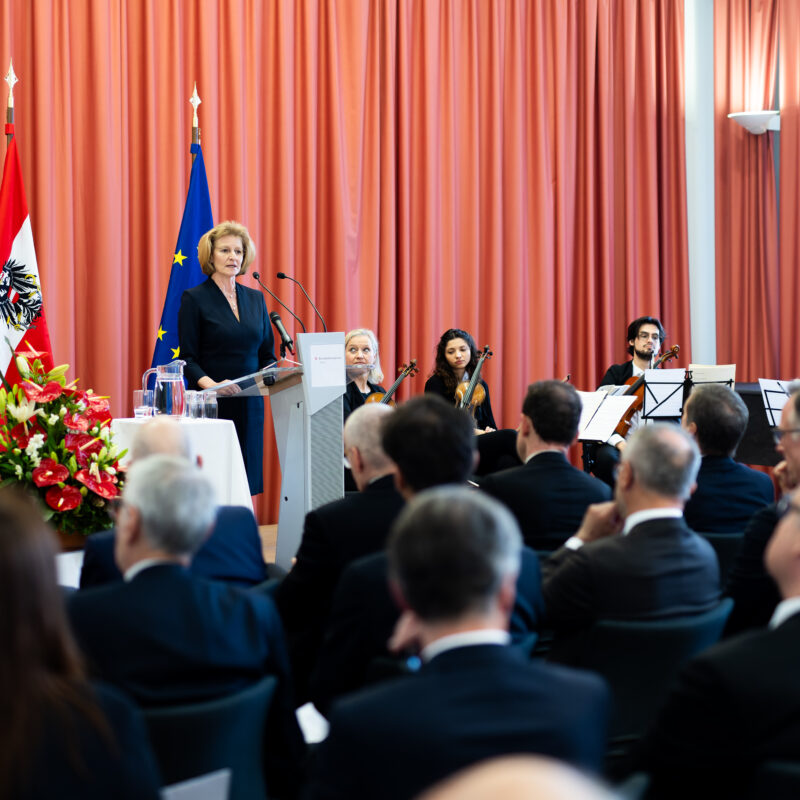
[769,596,800,629]
[421,629,510,663]
[623,507,682,536]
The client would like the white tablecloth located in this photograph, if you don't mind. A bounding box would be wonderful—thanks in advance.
[111,418,253,510]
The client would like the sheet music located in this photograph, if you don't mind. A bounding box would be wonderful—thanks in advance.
[758,378,794,427]
[642,368,685,418]
[687,363,736,386]
[578,390,637,441]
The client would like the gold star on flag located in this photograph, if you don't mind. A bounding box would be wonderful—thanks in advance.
[157,326,166,341]
[173,250,187,266]
[171,346,180,359]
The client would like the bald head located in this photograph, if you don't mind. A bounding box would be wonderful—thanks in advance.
[418,756,619,800]
[131,417,192,462]
[344,404,395,490]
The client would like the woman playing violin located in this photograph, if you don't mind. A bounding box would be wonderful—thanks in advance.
[343,328,386,421]
[424,328,496,433]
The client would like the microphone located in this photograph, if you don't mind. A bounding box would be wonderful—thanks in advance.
[252,272,306,333]
[276,271,327,332]
[269,311,294,357]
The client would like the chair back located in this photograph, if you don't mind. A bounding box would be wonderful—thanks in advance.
[144,676,277,800]
[748,760,800,798]
[699,532,744,585]
[568,598,733,740]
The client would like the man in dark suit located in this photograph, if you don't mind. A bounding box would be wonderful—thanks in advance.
[274,403,404,700]
[305,488,610,800]
[637,488,800,798]
[682,382,774,532]
[543,423,720,650]
[591,315,667,486]
[480,380,611,550]
[309,395,544,715]
[726,387,800,633]
[79,416,267,589]
[69,454,304,798]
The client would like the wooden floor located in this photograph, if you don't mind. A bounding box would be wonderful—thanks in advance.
[259,524,278,565]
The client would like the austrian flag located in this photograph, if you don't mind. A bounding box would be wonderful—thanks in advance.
[0,125,53,384]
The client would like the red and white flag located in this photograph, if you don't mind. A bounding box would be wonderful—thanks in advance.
[0,126,53,383]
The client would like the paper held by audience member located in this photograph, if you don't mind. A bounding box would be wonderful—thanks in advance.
[577,390,638,442]
[758,378,795,428]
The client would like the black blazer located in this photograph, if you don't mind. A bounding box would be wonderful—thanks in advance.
[79,506,267,589]
[683,455,774,533]
[68,564,305,797]
[342,380,385,420]
[480,451,611,550]
[274,475,405,698]
[310,547,544,715]
[725,502,781,634]
[178,278,277,494]
[637,611,800,799]
[17,681,160,799]
[543,517,721,636]
[599,360,634,387]
[304,644,610,799]
[424,373,497,430]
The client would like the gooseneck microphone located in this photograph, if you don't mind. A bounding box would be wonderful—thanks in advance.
[252,272,306,333]
[276,271,327,332]
[269,311,294,357]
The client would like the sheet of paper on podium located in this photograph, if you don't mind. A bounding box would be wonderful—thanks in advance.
[203,364,304,398]
[577,390,638,441]
[758,378,795,427]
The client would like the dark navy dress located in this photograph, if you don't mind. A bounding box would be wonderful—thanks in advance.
[178,278,276,495]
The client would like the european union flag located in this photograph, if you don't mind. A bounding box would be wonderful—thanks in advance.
[150,142,213,368]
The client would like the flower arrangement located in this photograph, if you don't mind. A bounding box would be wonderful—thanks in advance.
[0,345,125,536]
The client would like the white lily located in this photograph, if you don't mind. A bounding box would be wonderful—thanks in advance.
[7,396,38,424]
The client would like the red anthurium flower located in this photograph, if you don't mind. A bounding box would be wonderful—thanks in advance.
[32,458,70,487]
[20,380,63,403]
[15,342,48,360]
[45,485,83,511]
[64,433,102,467]
[64,412,91,432]
[10,423,35,450]
[75,468,119,500]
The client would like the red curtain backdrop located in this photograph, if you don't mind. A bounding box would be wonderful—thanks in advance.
[0,0,689,522]
[714,0,779,380]
[779,0,800,379]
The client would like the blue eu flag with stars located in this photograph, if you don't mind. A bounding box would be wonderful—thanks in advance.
[150,143,213,368]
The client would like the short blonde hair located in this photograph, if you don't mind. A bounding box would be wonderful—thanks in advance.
[197,220,256,276]
[345,328,384,384]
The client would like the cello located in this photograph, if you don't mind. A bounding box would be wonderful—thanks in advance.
[613,344,680,438]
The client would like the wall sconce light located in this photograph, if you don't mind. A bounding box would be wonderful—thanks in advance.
[727,110,780,134]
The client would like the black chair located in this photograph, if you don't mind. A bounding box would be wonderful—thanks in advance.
[554,599,734,745]
[143,676,277,800]
[699,532,744,585]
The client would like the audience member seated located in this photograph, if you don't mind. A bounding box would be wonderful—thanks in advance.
[418,756,619,800]
[636,487,800,799]
[304,489,610,800]
[543,424,720,655]
[68,454,304,799]
[79,417,266,589]
[682,383,774,533]
[0,488,160,799]
[480,380,611,550]
[275,403,403,701]
[309,395,544,715]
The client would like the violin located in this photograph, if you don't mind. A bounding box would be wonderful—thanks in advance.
[613,344,680,438]
[455,345,492,419]
[366,359,419,406]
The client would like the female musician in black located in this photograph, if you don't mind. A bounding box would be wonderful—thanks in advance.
[423,328,497,432]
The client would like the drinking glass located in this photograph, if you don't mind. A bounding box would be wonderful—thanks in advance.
[133,389,154,418]
[204,391,218,419]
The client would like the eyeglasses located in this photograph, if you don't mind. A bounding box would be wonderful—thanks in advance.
[772,427,800,446]
[636,332,662,342]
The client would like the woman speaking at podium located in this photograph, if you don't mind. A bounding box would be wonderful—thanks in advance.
[178,220,276,495]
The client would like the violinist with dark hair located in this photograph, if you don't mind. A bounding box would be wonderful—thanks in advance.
[424,328,496,433]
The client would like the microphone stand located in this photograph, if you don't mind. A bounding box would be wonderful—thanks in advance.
[252,272,307,333]
[277,272,327,332]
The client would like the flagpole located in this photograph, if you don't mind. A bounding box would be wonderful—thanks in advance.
[5,60,18,147]
[190,83,201,164]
